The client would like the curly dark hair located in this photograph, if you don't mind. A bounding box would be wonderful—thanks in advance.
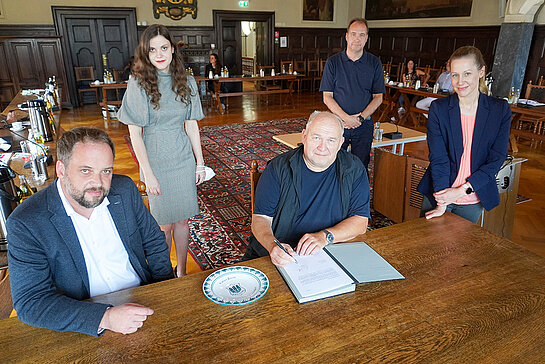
[133,24,191,109]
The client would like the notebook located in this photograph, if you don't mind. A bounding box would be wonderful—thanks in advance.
[277,242,405,303]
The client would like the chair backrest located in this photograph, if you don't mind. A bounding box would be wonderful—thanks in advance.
[0,271,13,320]
[112,69,124,82]
[74,66,95,82]
[320,59,327,75]
[280,60,292,73]
[539,75,545,86]
[250,160,262,214]
[397,63,405,81]
[293,60,306,73]
[525,81,545,102]
[135,180,150,211]
[307,60,319,75]
[242,57,254,76]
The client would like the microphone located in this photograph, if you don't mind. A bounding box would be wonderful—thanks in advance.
[383,108,403,140]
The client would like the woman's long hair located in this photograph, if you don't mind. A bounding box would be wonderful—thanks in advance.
[133,24,191,109]
[449,46,488,94]
[209,53,222,71]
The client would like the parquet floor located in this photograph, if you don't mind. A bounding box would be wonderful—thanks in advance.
[61,91,545,262]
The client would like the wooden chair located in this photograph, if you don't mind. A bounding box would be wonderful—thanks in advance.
[293,60,307,92]
[242,57,254,76]
[74,66,98,105]
[397,63,405,83]
[280,60,292,74]
[136,180,150,211]
[0,270,13,320]
[307,59,321,91]
[516,81,545,144]
[250,160,262,214]
[538,76,545,86]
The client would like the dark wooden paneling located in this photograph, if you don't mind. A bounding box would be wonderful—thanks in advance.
[0,25,56,37]
[276,27,346,64]
[368,26,500,70]
[0,36,68,109]
[525,25,545,88]
[276,26,499,72]
[9,40,40,88]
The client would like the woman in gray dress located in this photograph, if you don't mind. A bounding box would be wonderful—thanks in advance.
[118,25,205,277]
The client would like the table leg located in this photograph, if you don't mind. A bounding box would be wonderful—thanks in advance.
[509,133,518,154]
[102,88,111,123]
[214,81,224,114]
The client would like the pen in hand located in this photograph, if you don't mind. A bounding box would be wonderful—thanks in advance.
[273,239,298,264]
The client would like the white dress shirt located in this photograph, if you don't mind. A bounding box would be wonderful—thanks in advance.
[57,180,141,297]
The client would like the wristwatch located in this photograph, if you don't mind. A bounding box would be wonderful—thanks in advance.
[464,183,473,195]
[322,229,334,245]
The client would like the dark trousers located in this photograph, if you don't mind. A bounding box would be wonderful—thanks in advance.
[420,195,483,224]
[341,119,374,170]
[242,235,270,261]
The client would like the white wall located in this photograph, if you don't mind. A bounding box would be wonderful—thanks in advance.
[0,0,358,28]
[1,0,543,27]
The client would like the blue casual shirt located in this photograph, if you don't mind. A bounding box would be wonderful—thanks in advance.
[254,160,370,246]
[320,50,385,115]
[436,71,453,92]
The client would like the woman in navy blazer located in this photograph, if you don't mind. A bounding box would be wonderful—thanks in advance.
[417,46,511,223]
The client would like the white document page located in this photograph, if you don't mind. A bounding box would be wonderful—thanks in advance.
[282,249,354,298]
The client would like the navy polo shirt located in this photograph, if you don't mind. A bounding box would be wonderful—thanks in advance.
[320,50,385,115]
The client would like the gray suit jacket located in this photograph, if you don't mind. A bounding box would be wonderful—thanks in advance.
[7,174,173,336]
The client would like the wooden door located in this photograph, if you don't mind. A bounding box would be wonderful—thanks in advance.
[66,18,131,79]
[53,6,138,107]
[95,18,131,72]
[221,20,242,76]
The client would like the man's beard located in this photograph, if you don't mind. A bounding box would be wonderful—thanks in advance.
[65,177,109,209]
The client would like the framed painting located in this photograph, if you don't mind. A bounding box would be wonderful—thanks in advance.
[303,0,334,21]
[366,0,473,20]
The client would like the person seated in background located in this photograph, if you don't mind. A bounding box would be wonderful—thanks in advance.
[243,111,370,267]
[415,61,453,115]
[405,59,429,86]
[398,59,429,113]
[7,127,173,336]
[205,53,227,108]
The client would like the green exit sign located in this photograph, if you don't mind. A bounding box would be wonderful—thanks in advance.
[239,1,249,7]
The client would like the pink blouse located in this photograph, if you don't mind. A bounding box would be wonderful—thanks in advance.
[452,113,480,205]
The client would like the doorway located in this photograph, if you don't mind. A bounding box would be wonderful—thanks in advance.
[53,6,138,107]
[213,10,274,92]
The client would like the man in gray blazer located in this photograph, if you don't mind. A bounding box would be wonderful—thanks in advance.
[7,127,173,336]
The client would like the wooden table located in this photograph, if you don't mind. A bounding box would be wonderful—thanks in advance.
[90,82,128,122]
[380,84,448,127]
[273,122,426,155]
[195,75,297,114]
[2,213,545,362]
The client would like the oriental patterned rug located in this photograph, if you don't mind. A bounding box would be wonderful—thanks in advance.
[125,118,392,270]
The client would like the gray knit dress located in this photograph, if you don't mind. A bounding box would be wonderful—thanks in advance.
[118,72,205,225]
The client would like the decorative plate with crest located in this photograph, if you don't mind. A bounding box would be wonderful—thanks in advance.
[202,266,269,306]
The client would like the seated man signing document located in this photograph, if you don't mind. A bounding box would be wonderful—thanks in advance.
[7,127,173,336]
[244,111,370,267]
